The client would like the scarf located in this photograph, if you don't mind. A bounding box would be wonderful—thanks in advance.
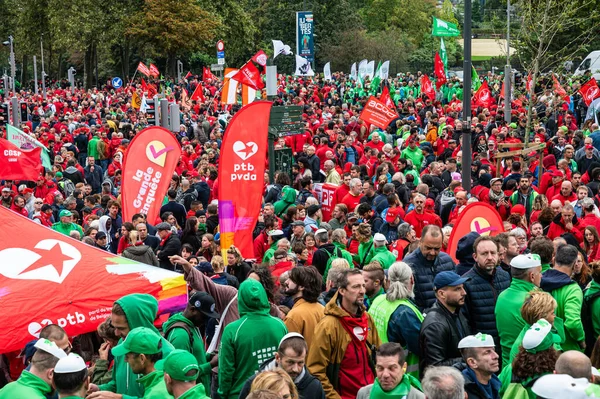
[370,375,421,398]
[488,188,506,203]
[159,232,172,247]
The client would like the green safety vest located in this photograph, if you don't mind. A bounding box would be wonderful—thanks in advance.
[368,295,424,379]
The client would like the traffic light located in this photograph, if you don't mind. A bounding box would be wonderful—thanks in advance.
[20,102,28,123]
[145,96,158,126]
[0,104,8,126]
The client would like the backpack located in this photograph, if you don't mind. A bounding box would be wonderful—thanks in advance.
[322,246,343,275]
[163,321,194,347]
[582,291,600,356]
[59,179,76,197]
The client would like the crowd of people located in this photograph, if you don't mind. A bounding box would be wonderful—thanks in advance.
[1,66,600,399]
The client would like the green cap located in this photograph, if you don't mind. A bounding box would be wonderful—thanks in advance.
[509,122,517,129]
[111,327,162,357]
[155,349,199,382]
[59,210,73,218]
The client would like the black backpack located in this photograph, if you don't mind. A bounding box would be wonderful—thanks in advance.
[582,291,600,356]
[163,321,194,347]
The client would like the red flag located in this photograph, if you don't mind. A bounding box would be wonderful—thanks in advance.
[232,62,265,90]
[359,96,399,130]
[434,52,446,89]
[0,138,42,180]
[420,75,435,101]
[579,78,600,106]
[218,101,272,258]
[500,81,505,98]
[121,127,182,224]
[190,83,205,102]
[0,205,187,354]
[137,62,151,77]
[251,50,268,72]
[553,74,567,97]
[184,71,193,79]
[203,67,218,82]
[149,63,160,78]
[526,73,533,93]
[379,86,396,112]
[473,80,493,108]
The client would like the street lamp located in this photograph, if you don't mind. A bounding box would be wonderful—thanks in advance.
[2,36,15,94]
[504,0,512,124]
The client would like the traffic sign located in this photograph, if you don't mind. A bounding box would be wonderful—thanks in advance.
[210,64,224,71]
[112,77,123,88]
[216,40,224,52]
[269,105,304,137]
[217,51,225,59]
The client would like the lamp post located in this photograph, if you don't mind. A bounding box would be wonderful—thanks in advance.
[3,36,16,94]
[41,34,47,100]
[461,0,473,193]
[504,0,512,125]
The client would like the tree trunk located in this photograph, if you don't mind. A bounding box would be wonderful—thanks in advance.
[84,44,94,89]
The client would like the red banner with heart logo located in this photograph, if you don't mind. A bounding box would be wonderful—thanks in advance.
[218,101,272,259]
[121,127,182,224]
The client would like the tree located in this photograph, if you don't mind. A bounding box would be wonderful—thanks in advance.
[128,0,219,76]
[439,0,459,26]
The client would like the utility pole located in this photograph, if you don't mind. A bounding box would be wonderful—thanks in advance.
[4,36,16,94]
[33,55,38,94]
[461,0,473,193]
[40,35,46,100]
[504,0,512,125]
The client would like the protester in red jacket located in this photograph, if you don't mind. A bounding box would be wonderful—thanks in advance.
[547,203,583,241]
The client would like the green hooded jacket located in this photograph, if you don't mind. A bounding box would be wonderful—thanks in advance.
[88,136,100,159]
[585,280,600,339]
[99,293,170,399]
[179,384,210,399]
[273,186,297,217]
[262,240,279,264]
[0,370,51,399]
[51,221,84,237]
[371,246,397,269]
[218,279,288,399]
[138,370,172,399]
[353,238,375,267]
[323,242,354,283]
[495,279,538,368]
[400,147,424,171]
[162,313,211,392]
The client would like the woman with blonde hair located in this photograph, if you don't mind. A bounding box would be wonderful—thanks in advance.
[225,245,252,284]
[250,369,298,399]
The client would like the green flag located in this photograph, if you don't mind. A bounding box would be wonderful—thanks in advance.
[432,17,460,37]
[6,124,51,169]
[440,38,448,71]
[370,61,382,94]
[472,66,481,90]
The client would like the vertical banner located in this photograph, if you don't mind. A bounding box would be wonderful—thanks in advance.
[218,102,272,259]
[296,11,315,64]
[121,127,182,224]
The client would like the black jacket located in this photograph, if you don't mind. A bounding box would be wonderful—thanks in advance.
[157,234,182,271]
[159,201,187,228]
[226,262,252,285]
[312,243,342,276]
[419,302,471,375]
[307,154,321,182]
[143,235,161,251]
[455,232,479,276]
[238,358,325,399]
[404,248,456,310]
[462,265,510,342]
[206,214,219,235]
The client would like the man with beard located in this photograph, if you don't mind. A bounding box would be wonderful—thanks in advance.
[461,237,510,363]
[509,176,538,220]
[403,194,442,238]
[419,271,471,374]
[163,291,220,393]
[282,266,325,349]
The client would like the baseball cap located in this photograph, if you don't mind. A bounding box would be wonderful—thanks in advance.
[347,212,358,222]
[111,327,162,357]
[34,338,67,360]
[195,261,213,274]
[195,210,206,217]
[510,254,541,269]
[23,188,33,194]
[509,122,517,129]
[156,222,172,231]
[511,204,526,216]
[96,231,107,240]
[373,233,387,243]
[306,204,321,216]
[386,207,402,224]
[59,210,73,218]
[188,291,220,318]
[54,353,87,374]
[458,333,495,349]
[433,271,469,290]
[268,229,284,237]
[532,374,600,399]
[55,172,63,178]
[1,187,10,192]
[522,319,561,354]
[490,177,502,186]
[551,170,564,178]
[156,349,199,382]
[586,144,594,150]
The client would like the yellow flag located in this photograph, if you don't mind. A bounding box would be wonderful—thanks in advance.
[131,91,141,109]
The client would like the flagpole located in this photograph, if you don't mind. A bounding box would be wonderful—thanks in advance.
[129,69,138,86]
[461,0,473,194]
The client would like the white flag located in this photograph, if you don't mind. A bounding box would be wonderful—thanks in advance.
[380,61,390,79]
[324,62,332,81]
[272,40,293,59]
[140,94,149,114]
[294,55,314,76]
[350,63,357,80]
[366,61,375,79]
[358,59,368,79]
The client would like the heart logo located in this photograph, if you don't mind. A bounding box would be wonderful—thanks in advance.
[0,239,81,284]
[233,141,258,161]
[28,321,43,338]
[146,140,174,167]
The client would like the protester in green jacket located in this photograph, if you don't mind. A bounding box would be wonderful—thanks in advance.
[323,231,354,283]
[160,350,210,399]
[370,233,397,270]
[0,339,66,399]
[91,294,173,399]
[540,245,585,352]
[52,210,84,237]
[400,140,424,171]
[262,230,285,264]
[163,291,220,393]
[273,186,297,217]
[218,279,288,399]
[495,254,542,368]
[88,134,100,160]
[111,327,175,399]
[584,270,600,341]
[353,224,375,268]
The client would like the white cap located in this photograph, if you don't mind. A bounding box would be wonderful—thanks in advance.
[510,254,542,269]
[278,332,305,350]
[458,333,495,349]
[268,229,284,236]
[34,338,67,360]
[54,353,87,374]
[373,233,387,243]
[531,374,599,399]
[315,228,328,235]
[522,318,552,350]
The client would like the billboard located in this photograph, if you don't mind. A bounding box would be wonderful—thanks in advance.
[296,11,314,64]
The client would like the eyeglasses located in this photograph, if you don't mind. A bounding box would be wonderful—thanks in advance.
[35,201,43,204]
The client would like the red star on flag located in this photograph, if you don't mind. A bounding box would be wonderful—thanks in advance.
[21,243,75,277]
[239,143,255,158]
